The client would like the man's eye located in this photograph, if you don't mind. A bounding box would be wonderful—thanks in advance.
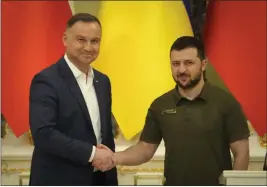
[186,61,193,65]
[91,39,98,44]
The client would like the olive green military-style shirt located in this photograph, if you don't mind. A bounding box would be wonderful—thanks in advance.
[140,82,250,185]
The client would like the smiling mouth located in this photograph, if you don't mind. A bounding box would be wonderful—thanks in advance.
[178,76,189,79]
[83,54,93,57]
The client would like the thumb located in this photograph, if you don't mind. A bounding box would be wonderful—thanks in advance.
[97,144,106,149]
[97,144,113,153]
[97,144,110,150]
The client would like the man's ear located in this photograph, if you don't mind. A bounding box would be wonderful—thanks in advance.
[201,58,209,71]
[62,32,67,47]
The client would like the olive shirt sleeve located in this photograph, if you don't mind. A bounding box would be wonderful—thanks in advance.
[140,106,162,144]
[224,96,250,143]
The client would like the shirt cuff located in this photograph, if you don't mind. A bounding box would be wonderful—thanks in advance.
[88,145,96,162]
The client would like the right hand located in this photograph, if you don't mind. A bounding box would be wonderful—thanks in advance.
[92,145,115,172]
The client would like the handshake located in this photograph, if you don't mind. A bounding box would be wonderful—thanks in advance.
[92,144,117,172]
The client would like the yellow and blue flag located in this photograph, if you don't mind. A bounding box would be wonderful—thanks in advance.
[182,0,192,22]
[93,1,193,140]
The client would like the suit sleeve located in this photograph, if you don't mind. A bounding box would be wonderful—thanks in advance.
[29,74,93,166]
[106,76,115,152]
[264,153,267,171]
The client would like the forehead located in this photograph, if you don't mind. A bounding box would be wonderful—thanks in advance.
[170,48,198,61]
[68,21,101,37]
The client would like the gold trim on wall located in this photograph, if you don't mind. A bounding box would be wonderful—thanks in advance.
[2,166,164,175]
[117,166,164,174]
[1,167,30,174]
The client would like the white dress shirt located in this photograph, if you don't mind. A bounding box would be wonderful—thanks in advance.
[64,54,101,162]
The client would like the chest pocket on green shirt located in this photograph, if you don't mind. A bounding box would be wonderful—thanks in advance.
[188,104,223,132]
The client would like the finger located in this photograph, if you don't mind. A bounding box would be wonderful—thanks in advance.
[97,144,107,149]
[93,163,102,168]
[106,162,116,171]
[92,159,102,168]
[101,158,112,167]
[96,144,104,148]
[103,163,113,172]
[95,163,105,170]
[100,165,107,172]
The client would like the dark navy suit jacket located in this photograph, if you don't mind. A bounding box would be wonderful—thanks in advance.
[29,57,118,185]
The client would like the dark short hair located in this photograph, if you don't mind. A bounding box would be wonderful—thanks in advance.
[170,36,205,61]
[66,13,101,28]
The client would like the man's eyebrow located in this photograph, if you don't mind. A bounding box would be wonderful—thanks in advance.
[76,35,85,38]
[75,35,101,40]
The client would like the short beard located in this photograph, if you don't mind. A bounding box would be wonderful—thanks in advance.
[175,70,202,90]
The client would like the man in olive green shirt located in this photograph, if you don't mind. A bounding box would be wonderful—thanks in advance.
[94,36,250,185]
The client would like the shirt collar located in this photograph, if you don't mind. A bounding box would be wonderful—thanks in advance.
[64,54,94,79]
[172,81,210,103]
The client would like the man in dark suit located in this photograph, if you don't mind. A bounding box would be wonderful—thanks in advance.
[29,13,118,185]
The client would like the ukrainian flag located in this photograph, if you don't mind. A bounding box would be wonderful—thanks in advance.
[93,1,193,140]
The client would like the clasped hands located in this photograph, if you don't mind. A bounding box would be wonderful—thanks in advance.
[92,144,116,172]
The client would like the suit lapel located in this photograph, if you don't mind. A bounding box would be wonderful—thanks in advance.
[58,58,96,139]
[93,71,106,140]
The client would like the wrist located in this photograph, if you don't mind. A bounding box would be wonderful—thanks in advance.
[114,152,123,165]
[89,146,96,162]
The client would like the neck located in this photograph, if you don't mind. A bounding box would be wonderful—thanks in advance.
[66,53,90,74]
[178,78,205,100]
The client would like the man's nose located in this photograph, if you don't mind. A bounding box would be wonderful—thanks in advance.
[178,64,187,73]
[83,42,93,51]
